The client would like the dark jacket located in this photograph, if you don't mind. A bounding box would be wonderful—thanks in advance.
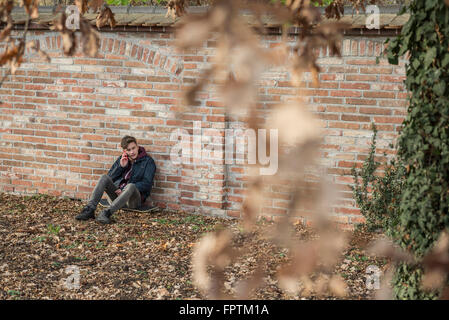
[107,146,156,205]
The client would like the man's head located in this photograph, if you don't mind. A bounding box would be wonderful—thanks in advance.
[121,135,139,161]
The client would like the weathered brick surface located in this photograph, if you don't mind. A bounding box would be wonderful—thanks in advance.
[0,30,407,230]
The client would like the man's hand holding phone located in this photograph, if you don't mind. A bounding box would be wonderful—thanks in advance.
[120,150,128,168]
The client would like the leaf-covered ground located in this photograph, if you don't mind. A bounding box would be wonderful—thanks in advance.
[0,192,388,300]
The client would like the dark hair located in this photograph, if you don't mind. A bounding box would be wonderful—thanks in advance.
[121,135,137,149]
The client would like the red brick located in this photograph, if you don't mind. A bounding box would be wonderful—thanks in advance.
[359,107,392,115]
[330,90,362,97]
[373,116,404,124]
[340,83,371,90]
[341,114,371,122]
[360,67,393,74]
[201,201,223,209]
[363,91,395,99]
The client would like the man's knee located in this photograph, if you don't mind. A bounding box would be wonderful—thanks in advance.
[98,175,114,188]
[124,184,141,197]
[123,183,137,191]
[100,174,112,182]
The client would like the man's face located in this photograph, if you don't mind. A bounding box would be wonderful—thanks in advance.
[124,142,139,161]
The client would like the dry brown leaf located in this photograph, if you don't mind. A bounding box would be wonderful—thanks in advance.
[422,231,449,272]
[318,230,348,268]
[234,267,264,299]
[26,40,50,62]
[277,242,318,294]
[328,275,348,297]
[367,237,415,263]
[76,0,89,15]
[62,32,77,56]
[299,275,314,297]
[265,102,321,147]
[374,265,394,300]
[241,179,264,230]
[166,0,187,19]
[22,0,39,19]
[421,270,446,290]
[80,18,100,57]
[0,40,25,75]
[96,5,116,30]
[420,231,449,293]
[0,20,12,42]
[175,18,212,49]
[88,0,104,13]
[50,13,77,56]
[192,229,235,296]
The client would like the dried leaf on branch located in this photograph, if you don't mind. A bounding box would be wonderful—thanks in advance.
[0,18,12,42]
[0,0,14,42]
[22,0,39,19]
[192,229,237,299]
[96,5,116,30]
[76,0,89,15]
[0,39,25,75]
[88,0,104,13]
[421,231,449,295]
[27,40,50,62]
[166,0,187,19]
[175,0,358,300]
[50,13,77,56]
[80,17,100,57]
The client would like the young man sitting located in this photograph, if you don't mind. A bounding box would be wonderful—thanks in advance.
[75,135,156,224]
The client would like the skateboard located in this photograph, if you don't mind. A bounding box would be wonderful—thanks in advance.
[99,198,159,213]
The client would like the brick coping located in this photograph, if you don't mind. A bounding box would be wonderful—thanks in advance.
[5,5,408,35]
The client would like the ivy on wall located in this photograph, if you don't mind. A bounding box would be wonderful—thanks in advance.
[386,0,449,299]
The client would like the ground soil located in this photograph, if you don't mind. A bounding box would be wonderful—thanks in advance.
[0,192,388,300]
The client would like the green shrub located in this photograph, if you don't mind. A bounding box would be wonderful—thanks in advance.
[351,123,406,235]
[350,124,440,299]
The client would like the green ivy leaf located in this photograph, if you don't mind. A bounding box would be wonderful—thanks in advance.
[433,81,446,96]
[424,47,437,68]
[425,0,438,11]
[442,54,449,67]
[412,59,421,70]
[387,52,398,65]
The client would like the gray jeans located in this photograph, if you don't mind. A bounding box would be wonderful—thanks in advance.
[87,174,141,214]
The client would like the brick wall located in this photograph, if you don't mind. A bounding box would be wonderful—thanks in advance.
[0,28,408,229]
